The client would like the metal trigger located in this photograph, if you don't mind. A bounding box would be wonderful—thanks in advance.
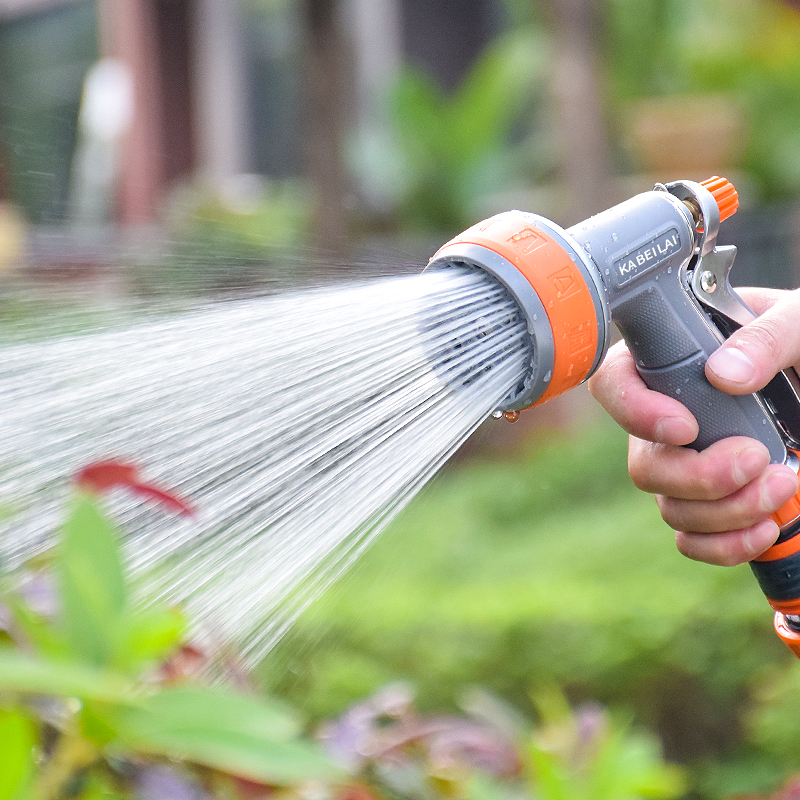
[690,245,756,328]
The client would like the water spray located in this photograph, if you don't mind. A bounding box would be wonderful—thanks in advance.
[430,176,800,658]
[0,269,529,666]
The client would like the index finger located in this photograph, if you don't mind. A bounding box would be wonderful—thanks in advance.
[706,287,800,394]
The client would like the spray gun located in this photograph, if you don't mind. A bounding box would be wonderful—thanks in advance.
[428,176,800,658]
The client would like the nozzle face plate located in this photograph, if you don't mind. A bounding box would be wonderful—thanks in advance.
[429,212,608,410]
[428,243,554,410]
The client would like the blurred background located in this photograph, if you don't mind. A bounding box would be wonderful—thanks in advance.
[3,0,800,291]
[4,1,800,797]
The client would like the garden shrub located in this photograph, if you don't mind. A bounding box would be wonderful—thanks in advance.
[265,414,799,796]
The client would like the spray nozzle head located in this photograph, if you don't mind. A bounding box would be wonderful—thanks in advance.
[428,211,608,412]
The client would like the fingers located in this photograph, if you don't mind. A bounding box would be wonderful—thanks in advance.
[627,436,770,500]
[675,520,780,567]
[734,286,785,317]
[588,289,800,569]
[626,435,798,565]
[587,341,698,446]
[706,287,800,394]
[653,463,799,534]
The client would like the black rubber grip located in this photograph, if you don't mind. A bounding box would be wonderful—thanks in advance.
[751,554,800,603]
[611,283,787,463]
[614,290,699,369]
[750,521,800,602]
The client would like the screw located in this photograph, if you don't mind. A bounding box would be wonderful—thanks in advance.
[699,270,717,294]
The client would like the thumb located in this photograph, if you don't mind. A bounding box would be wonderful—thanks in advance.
[706,288,800,395]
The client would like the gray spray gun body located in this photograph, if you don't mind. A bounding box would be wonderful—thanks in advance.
[567,180,800,464]
[567,182,800,613]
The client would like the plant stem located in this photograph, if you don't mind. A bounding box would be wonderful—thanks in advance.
[33,722,97,800]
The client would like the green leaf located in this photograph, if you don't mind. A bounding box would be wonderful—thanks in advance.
[467,773,513,800]
[0,708,36,800]
[589,726,685,799]
[448,29,543,166]
[0,649,133,703]
[528,744,572,800]
[4,595,69,659]
[114,607,187,670]
[59,492,127,666]
[106,685,337,783]
[392,68,447,177]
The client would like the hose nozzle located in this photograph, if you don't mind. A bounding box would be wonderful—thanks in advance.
[428,211,609,411]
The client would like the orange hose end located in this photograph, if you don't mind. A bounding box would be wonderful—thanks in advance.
[754,457,800,561]
[774,612,800,659]
[765,595,800,615]
[757,504,800,566]
[440,216,599,408]
[701,176,739,222]
[756,531,800,564]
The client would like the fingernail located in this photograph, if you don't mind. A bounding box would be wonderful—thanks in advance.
[743,519,780,559]
[707,347,755,385]
[762,468,800,512]
[733,445,769,486]
[654,416,696,445]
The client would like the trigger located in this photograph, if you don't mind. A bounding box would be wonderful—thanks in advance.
[691,246,800,450]
[691,245,756,329]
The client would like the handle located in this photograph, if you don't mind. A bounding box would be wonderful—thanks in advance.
[612,282,788,458]
[613,283,800,612]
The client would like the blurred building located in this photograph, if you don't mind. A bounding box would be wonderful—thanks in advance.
[0,0,504,230]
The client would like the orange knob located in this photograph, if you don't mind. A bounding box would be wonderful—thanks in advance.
[701,176,739,222]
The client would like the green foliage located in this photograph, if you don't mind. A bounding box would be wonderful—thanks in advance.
[0,466,697,799]
[321,684,684,800]
[388,27,548,232]
[0,485,335,798]
[526,689,685,800]
[271,415,768,701]
[675,0,800,200]
[264,413,796,796]
[604,0,800,201]
[748,660,800,764]
[104,686,328,784]
[604,0,691,101]
[0,423,795,799]
[58,492,127,666]
[133,178,312,296]
[0,708,36,800]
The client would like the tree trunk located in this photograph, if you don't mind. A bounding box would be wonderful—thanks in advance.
[544,0,611,225]
[302,0,350,251]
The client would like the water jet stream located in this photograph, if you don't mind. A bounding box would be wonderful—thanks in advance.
[0,268,528,667]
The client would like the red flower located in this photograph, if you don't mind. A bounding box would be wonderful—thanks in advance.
[74,460,194,517]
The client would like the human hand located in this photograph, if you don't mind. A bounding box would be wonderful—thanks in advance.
[587,287,800,566]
